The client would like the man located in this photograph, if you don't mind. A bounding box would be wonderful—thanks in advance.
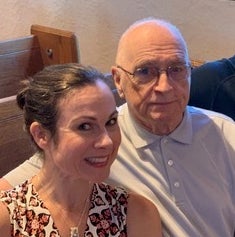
[109,18,235,237]
[189,55,235,120]
[1,18,235,237]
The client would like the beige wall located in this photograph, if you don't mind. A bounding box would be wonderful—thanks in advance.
[1,0,235,72]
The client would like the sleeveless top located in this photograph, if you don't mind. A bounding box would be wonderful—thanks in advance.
[0,180,128,237]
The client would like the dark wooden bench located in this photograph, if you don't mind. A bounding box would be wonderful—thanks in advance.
[0,96,34,176]
[0,24,79,99]
[0,25,79,176]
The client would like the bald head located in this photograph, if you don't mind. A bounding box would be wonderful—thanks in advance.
[115,17,189,66]
[112,18,191,134]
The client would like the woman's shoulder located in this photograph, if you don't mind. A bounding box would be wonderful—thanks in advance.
[0,201,11,235]
[127,192,162,237]
[128,191,157,213]
[0,179,31,199]
[0,179,35,216]
[92,183,129,215]
[0,180,32,236]
[95,182,128,195]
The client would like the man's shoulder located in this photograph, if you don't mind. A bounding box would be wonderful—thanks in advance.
[3,154,42,187]
[187,106,234,123]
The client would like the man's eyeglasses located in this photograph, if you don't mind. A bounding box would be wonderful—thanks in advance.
[116,63,191,85]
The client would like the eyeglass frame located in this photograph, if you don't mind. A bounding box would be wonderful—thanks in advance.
[116,63,191,85]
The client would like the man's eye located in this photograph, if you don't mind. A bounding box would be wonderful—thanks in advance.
[170,65,184,73]
[135,67,150,76]
[78,123,91,131]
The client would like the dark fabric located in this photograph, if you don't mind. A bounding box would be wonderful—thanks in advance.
[189,55,235,120]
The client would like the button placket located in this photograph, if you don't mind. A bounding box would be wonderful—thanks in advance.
[160,137,182,197]
[167,159,174,166]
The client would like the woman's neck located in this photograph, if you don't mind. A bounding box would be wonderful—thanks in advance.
[32,162,93,211]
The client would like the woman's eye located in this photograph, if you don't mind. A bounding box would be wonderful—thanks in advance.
[78,123,91,131]
[106,117,117,126]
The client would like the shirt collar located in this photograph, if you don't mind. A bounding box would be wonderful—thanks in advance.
[122,105,193,148]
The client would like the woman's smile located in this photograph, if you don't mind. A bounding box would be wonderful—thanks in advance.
[85,156,109,167]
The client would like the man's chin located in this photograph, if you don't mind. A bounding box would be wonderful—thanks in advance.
[149,112,169,121]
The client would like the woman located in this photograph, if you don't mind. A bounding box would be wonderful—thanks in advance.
[0,64,162,237]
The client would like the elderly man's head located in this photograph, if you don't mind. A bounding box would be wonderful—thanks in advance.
[112,18,191,135]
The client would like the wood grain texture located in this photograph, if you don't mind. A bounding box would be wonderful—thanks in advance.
[0,25,79,176]
[0,96,34,176]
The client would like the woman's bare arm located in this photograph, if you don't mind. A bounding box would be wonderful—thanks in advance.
[127,192,162,237]
[0,178,12,190]
[0,202,12,236]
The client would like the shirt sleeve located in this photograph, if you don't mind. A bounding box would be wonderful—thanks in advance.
[3,154,43,186]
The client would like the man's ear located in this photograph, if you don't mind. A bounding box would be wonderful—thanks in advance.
[111,66,124,98]
[30,122,50,150]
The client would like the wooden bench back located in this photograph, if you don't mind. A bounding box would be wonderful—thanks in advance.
[0,24,79,99]
[0,96,34,176]
[0,25,79,176]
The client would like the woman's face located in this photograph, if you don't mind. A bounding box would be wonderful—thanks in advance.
[44,81,121,182]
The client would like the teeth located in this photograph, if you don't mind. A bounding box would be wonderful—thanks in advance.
[86,157,108,164]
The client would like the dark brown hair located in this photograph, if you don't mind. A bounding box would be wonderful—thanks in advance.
[17,63,106,150]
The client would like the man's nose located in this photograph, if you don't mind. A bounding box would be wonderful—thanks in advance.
[153,71,173,92]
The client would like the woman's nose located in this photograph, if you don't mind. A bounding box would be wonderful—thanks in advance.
[94,131,113,148]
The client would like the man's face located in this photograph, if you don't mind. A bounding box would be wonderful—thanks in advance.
[113,23,190,135]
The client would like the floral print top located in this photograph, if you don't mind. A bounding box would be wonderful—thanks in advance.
[0,180,128,237]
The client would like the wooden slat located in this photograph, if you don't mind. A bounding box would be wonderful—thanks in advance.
[0,25,79,99]
[0,96,34,176]
[191,59,205,68]
[0,25,80,176]
[0,36,44,98]
[0,96,20,120]
[31,24,79,65]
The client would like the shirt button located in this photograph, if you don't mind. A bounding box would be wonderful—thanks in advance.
[167,160,174,166]
[174,182,180,188]
[163,138,168,144]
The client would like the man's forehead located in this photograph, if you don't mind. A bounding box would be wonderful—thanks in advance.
[120,24,187,61]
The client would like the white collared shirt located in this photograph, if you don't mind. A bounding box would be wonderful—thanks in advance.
[4,104,235,236]
[109,104,235,237]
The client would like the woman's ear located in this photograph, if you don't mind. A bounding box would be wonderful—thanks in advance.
[111,66,125,99]
[30,122,50,150]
